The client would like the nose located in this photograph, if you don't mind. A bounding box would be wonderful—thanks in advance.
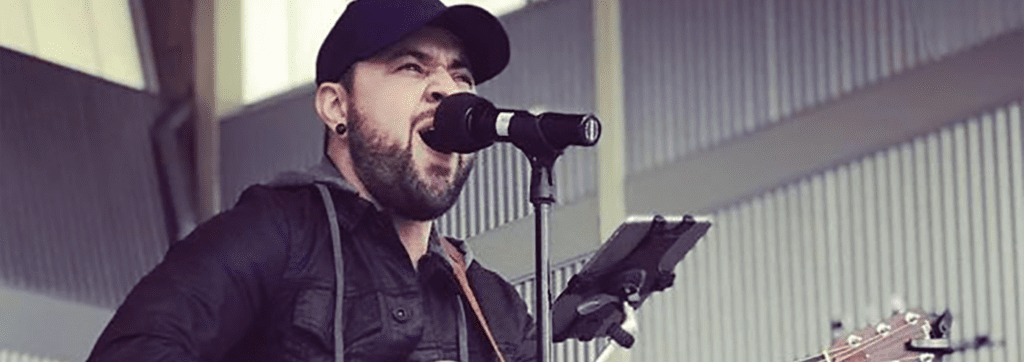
[426,68,462,103]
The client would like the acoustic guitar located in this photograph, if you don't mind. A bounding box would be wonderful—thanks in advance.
[794,309,952,362]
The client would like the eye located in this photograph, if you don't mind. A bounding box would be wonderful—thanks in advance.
[454,73,475,87]
[398,63,425,74]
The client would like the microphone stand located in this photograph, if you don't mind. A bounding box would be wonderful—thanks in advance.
[528,154,557,362]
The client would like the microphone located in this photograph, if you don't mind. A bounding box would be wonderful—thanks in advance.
[420,93,601,156]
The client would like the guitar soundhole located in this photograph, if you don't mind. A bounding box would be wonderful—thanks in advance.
[876,322,892,336]
[846,334,863,347]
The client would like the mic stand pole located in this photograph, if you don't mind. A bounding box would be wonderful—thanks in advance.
[529,154,557,362]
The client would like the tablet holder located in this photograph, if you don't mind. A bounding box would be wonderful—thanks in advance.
[551,215,711,348]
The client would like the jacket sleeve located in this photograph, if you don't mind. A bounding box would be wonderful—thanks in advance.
[87,186,291,362]
[512,296,538,362]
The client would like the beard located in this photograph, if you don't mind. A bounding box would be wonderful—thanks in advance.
[347,107,475,221]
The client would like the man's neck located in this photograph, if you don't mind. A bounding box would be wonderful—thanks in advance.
[391,215,432,268]
[327,148,432,268]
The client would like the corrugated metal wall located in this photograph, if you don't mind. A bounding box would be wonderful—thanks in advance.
[0,47,169,309]
[436,0,598,240]
[621,0,1024,175]
[625,100,1023,362]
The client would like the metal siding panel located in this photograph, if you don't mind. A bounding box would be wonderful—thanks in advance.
[812,0,828,103]
[733,203,753,361]
[695,1,710,150]
[812,174,832,345]
[689,0,705,146]
[891,0,906,74]
[784,184,804,358]
[836,165,855,325]
[910,138,926,311]
[965,119,985,362]
[877,0,892,79]
[772,192,785,361]
[904,0,921,71]
[939,126,962,349]
[798,0,813,111]
[776,189,795,361]
[712,210,729,362]
[926,133,945,314]
[873,149,894,323]
[826,0,842,100]
[951,121,973,362]
[728,0,742,139]
[979,114,999,362]
[988,110,1012,362]
[797,180,816,353]
[908,142,924,315]
[854,0,869,89]
[774,0,791,120]
[751,197,768,359]
[1010,102,1024,362]
[839,0,854,93]
[850,160,867,325]
[865,0,879,84]
[742,0,758,134]
[655,0,670,167]
[713,208,730,362]
[710,0,725,146]
[884,146,903,309]
[862,157,880,323]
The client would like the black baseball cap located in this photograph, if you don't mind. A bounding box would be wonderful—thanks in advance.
[316,0,511,86]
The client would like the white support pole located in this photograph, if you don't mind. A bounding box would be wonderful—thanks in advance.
[594,0,630,360]
[194,0,243,221]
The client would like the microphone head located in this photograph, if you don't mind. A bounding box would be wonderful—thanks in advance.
[420,92,497,153]
[578,114,601,146]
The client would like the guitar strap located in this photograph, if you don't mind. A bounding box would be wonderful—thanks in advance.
[442,238,507,362]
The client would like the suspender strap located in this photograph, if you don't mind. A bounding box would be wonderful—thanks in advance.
[314,183,345,362]
[442,238,507,362]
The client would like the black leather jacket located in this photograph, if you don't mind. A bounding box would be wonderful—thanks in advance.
[88,160,537,362]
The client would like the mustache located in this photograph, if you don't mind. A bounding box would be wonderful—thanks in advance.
[413,108,437,130]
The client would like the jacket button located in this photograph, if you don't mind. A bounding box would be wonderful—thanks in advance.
[392,307,411,322]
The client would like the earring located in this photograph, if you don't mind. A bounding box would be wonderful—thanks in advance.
[335,123,347,135]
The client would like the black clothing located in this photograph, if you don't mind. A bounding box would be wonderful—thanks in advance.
[88,159,537,361]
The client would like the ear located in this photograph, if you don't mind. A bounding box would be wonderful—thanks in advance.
[315,82,348,131]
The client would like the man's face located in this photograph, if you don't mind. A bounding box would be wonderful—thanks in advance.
[345,27,477,221]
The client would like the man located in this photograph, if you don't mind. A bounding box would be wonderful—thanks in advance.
[88,0,536,361]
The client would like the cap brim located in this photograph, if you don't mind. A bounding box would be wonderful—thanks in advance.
[429,5,510,85]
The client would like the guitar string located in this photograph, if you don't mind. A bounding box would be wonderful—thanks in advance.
[822,322,914,356]
[830,323,919,361]
[832,324,922,362]
[825,321,920,361]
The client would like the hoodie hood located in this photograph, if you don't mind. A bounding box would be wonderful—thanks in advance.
[266,156,360,195]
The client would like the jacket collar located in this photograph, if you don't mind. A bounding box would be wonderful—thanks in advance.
[428,227,475,267]
[270,156,476,267]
